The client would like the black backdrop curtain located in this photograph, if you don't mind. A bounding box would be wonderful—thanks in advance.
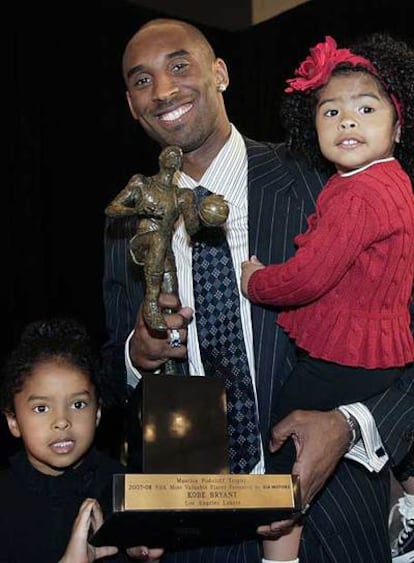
[3,0,412,461]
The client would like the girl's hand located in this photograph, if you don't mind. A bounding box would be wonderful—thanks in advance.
[59,498,118,563]
[241,255,265,296]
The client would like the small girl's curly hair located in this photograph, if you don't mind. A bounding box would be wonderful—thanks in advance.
[0,317,102,414]
[281,32,414,182]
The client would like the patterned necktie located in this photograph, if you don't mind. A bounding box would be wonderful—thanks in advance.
[191,185,261,474]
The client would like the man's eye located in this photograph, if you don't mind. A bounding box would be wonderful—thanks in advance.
[33,405,48,413]
[72,400,87,410]
[134,76,151,88]
[172,62,188,72]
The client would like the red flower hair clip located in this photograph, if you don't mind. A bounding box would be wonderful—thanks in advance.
[285,35,376,93]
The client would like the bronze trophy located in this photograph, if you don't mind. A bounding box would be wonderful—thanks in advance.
[104,145,228,374]
[92,146,301,551]
[104,145,231,474]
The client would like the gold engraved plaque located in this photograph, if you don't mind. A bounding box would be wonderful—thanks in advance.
[123,474,298,511]
[91,473,301,550]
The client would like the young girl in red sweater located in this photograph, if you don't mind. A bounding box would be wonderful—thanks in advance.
[241,33,414,563]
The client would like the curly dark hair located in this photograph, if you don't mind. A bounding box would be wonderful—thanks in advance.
[0,318,102,414]
[280,32,414,182]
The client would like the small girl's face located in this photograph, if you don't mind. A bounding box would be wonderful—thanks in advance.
[5,359,101,476]
[315,71,401,174]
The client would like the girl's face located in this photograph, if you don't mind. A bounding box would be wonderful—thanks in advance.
[315,72,401,174]
[5,360,101,476]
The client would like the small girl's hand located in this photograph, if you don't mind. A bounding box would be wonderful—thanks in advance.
[59,498,118,563]
[241,255,265,297]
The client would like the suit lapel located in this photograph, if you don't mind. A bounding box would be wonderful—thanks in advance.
[244,137,325,437]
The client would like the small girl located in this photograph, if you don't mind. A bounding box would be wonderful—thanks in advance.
[241,33,414,563]
[0,317,161,563]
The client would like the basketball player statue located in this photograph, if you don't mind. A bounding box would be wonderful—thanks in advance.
[105,145,229,334]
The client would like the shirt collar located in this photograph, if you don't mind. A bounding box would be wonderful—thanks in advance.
[177,124,247,208]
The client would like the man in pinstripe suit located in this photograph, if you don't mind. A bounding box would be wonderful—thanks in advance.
[103,18,414,563]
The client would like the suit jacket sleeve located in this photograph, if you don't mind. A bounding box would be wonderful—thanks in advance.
[102,215,144,402]
[363,358,414,467]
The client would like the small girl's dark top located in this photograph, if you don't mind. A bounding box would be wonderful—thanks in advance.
[0,446,127,562]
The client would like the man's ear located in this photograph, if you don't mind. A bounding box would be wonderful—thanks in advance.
[214,58,229,91]
[5,412,22,438]
[126,91,139,120]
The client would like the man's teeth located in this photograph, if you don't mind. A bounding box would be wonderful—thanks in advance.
[159,104,191,122]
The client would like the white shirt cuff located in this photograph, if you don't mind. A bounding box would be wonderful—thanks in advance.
[125,329,142,388]
[337,403,388,472]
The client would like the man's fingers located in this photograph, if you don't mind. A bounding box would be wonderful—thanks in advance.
[271,409,350,506]
[257,517,297,537]
[164,308,193,331]
[269,417,296,453]
[178,307,194,323]
[158,292,181,310]
[126,546,164,561]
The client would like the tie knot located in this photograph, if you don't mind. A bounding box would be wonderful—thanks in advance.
[194,185,212,204]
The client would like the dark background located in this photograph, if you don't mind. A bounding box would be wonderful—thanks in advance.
[3,0,412,460]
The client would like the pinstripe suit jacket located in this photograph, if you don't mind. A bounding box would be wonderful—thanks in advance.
[103,138,414,562]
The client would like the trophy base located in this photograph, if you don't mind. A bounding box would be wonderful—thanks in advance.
[127,373,229,474]
[90,473,301,550]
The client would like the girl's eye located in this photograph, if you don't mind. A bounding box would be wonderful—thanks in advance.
[325,109,338,118]
[360,106,374,114]
[33,405,48,413]
[72,400,87,410]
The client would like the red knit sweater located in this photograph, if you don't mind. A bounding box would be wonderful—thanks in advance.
[248,159,414,368]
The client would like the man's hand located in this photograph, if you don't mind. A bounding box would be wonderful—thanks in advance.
[130,292,193,371]
[256,409,350,537]
[126,546,164,561]
[270,409,350,505]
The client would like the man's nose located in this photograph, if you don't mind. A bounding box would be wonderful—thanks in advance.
[152,74,179,102]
